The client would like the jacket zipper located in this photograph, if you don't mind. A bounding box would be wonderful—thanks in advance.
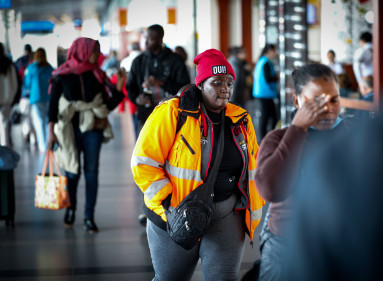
[231,125,250,211]
[232,124,254,243]
[201,111,213,181]
[181,135,195,154]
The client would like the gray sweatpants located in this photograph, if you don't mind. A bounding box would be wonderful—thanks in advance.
[147,193,246,281]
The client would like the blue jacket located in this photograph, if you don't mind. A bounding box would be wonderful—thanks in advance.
[252,56,278,99]
[24,62,53,104]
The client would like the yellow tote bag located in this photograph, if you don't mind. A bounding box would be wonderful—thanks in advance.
[34,150,70,210]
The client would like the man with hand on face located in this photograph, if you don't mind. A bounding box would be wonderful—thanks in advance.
[126,24,190,134]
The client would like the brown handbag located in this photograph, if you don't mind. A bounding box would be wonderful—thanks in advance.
[93,117,108,130]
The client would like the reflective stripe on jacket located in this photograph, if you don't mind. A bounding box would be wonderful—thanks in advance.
[131,85,265,241]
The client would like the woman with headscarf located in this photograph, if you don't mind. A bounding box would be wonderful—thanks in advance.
[0,43,18,146]
[47,37,125,233]
[131,49,265,280]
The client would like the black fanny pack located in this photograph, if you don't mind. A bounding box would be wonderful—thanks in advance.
[164,109,225,250]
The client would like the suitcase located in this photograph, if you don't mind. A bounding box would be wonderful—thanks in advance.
[0,170,15,227]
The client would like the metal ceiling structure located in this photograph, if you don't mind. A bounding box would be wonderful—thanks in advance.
[9,0,111,22]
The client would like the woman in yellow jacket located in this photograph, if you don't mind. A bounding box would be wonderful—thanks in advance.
[131,49,264,281]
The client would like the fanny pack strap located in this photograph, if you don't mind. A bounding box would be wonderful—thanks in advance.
[163,108,225,210]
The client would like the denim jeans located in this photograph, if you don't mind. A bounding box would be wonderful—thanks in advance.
[0,105,11,146]
[30,102,49,151]
[258,209,285,281]
[65,127,103,220]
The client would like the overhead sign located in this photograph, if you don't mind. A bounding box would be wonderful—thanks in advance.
[119,8,127,27]
[167,7,176,24]
[0,0,11,9]
[21,21,54,33]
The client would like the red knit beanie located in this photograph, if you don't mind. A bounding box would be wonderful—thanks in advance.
[193,49,235,87]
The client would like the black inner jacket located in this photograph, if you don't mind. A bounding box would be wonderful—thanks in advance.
[206,109,243,202]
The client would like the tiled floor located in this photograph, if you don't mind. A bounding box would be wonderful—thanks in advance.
[0,110,264,281]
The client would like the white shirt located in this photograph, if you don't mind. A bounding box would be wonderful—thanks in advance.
[353,43,373,84]
[327,61,344,75]
[120,50,141,73]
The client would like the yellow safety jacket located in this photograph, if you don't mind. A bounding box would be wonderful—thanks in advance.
[131,85,265,241]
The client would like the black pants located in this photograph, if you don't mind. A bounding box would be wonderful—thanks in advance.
[136,106,155,137]
[256,98,277,143]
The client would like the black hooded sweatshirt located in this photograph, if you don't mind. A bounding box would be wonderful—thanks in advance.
[126,46,190,123]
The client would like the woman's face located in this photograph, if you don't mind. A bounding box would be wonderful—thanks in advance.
[200,75,234,113]
[299,77,341,130]
[267,48,277,59]
[34,49,45,63]
[88,43,100,64]
[327,52,335,63]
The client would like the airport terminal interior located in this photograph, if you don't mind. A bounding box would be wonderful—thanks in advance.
[0,111,264,280]
[1,0,382,280]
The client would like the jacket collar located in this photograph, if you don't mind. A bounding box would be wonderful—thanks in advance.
[177,84,248,124]
[143,46,172,60]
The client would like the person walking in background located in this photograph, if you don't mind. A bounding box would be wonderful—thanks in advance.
[126,24,190,134]
[16,44,35,144]
[131,49,264,281]
[174,45,194,82]
[120,42,141,73]
[353,31,373,85]
[0,43,19,146]
[110,69,138,138]
[254,63,346,281]
[23,48,54,152]
[126,24,190,226]
[252,44,279,143]
[101,50,120,78]
[15,44,33,82]
[228,46,252,109]
[118,42,142,139]
[326,49,344,75]
[47,37,125,233]
[174,45,188,62]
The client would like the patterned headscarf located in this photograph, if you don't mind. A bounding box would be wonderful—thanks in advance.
[51,37,106,85]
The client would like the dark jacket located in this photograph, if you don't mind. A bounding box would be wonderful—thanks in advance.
[228,56,251,106]
[48,71,124,123]
[126,46,190,122]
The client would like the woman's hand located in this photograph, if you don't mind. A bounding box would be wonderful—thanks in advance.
[47,122,58,150]
[291,93,330,131]
[135,94,152,106]
[116,68,126,91]
[142,76,164,88]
